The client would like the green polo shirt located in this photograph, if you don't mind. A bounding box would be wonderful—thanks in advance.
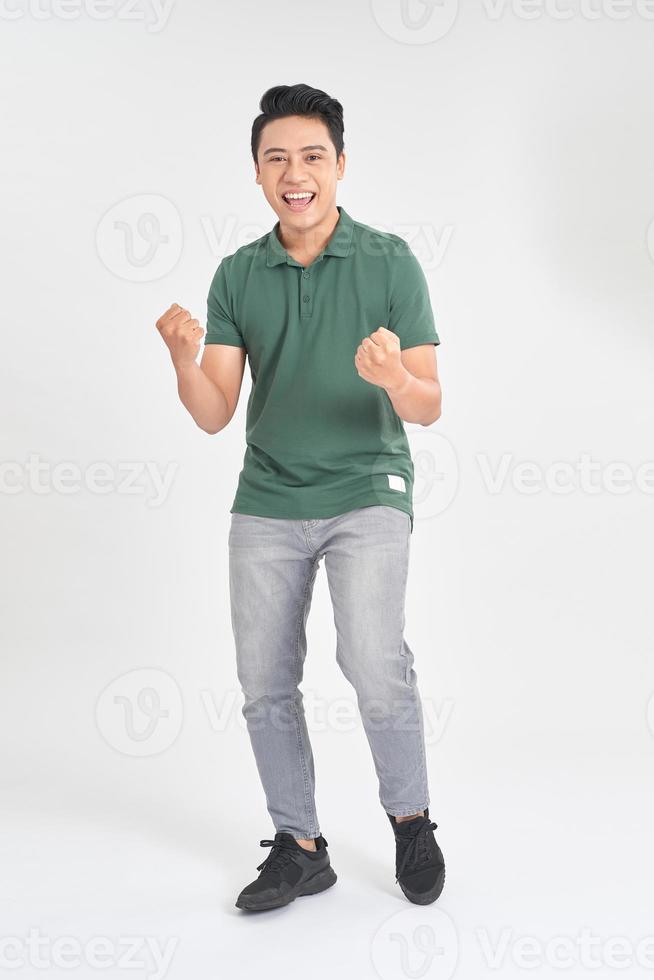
[205,205,440,532]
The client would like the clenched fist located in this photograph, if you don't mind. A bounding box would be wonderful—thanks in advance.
[354,325,407,392]
[156,303,205,369]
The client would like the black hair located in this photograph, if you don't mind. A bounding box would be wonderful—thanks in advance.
[251,83,344,166]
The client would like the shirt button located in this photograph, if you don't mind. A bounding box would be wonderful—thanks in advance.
[303,295,310,303]
[303,272,310,279]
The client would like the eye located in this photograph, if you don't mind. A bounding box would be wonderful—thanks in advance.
[307,155,321,161]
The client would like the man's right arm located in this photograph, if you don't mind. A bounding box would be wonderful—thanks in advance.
[155,303,246,434]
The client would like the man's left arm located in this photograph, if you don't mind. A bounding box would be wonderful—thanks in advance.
[354,242,442,426]
[389,338,442,426]
[355,328,441,426]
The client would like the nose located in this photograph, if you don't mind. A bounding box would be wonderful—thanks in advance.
[284,155,308,183]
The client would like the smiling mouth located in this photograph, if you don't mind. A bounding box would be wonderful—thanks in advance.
[281,192,316,212]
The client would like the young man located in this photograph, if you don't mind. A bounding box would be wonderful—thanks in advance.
[155,83,446,911]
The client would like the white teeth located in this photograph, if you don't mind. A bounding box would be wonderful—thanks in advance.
[284,192,313,201]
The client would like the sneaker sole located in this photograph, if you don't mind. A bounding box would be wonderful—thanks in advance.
[399,864,446,905]
[235,865,338,912]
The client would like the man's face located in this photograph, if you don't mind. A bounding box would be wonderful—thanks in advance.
[255,115,345,231]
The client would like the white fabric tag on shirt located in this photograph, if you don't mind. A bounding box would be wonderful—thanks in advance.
[387,474,406,493]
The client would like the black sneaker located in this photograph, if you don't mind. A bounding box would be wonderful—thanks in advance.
[235,831,338,912]
[387,808,446,905]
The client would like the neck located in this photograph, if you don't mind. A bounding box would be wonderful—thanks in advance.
[276,205,341,264]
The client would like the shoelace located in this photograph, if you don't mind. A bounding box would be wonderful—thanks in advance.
[256,836,327,874]
[395,818,438,883]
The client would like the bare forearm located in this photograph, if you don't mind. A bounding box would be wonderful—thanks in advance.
[384,370,442,426]
[174,360,230,434]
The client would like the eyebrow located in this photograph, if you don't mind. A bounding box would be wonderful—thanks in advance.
[262,145,328,157]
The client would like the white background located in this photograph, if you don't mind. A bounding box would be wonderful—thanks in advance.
[2,1,654,978]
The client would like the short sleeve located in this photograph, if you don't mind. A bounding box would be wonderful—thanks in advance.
[388,242,440,350]
[205,259,246,347]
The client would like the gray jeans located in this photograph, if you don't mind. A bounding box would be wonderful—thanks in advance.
[228,504,430,839]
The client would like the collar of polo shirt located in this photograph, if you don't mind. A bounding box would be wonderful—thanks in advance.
[266,205,355,267]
